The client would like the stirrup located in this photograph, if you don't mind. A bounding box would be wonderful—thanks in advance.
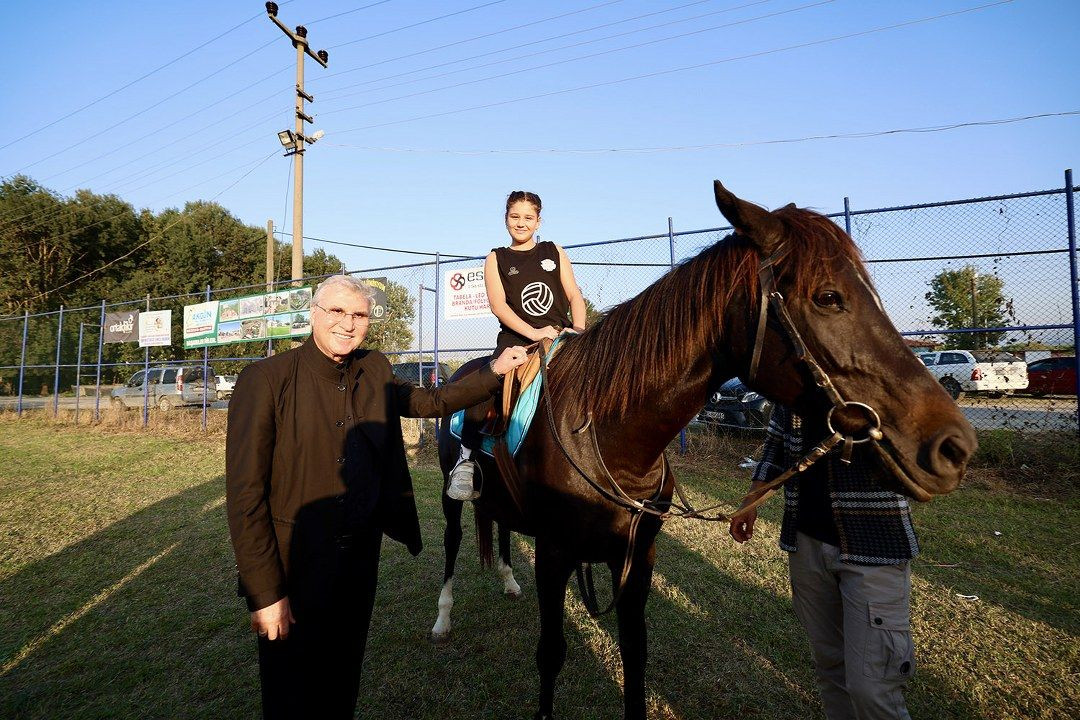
[447,459,480,501]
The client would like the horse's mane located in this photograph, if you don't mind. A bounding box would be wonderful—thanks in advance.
[551,206,865,421]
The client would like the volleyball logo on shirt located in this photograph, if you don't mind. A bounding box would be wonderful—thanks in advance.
[520,282,554,317]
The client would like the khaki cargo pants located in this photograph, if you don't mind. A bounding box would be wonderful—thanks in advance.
[788,532,915,720]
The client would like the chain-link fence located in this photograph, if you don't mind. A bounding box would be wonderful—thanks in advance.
[2,177,1077,435]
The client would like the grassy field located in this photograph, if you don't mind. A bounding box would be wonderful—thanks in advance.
[0,415,1077,719]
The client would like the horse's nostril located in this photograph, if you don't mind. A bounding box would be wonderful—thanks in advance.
[935,431,973,470]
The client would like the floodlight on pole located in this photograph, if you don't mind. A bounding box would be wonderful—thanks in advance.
[277,129,297,152]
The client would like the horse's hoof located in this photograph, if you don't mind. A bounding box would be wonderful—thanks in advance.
[533,714,554,720]
[430,630,451,646]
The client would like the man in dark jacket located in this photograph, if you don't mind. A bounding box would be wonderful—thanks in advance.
[226,274,526,719]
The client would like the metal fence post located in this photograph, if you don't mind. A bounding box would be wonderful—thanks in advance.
[75,324,85,424]
[670,217,687,455]
[434,254,441,384]
[434,254,441,436]
[844,197,852,236]
[94,300,105,421]
[1065,168,1079,440]
[52,305,65,417]
[202,284,211,431]
[142,294,150,428]
[17,310,28,417]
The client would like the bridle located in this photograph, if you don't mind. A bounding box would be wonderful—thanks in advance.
[537,243,895,616]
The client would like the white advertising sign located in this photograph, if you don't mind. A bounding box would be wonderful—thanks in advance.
[139,309,173,347]
[444,266,490,319]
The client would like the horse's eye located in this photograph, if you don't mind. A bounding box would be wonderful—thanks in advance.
[814,290,842,309]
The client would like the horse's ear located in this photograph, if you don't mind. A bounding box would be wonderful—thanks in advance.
[713,180,784,253]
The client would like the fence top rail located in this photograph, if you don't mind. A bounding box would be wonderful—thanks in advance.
[845,186,1072,216]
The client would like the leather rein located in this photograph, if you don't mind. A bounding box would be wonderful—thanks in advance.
[536,247,890,617]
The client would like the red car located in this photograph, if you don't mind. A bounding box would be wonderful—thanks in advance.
[1025,356,1077,396]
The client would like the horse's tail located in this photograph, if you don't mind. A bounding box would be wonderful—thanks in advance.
[474,507,495,569]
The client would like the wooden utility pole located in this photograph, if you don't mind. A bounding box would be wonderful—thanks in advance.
[266,219,275,293]
[265,2,328,286]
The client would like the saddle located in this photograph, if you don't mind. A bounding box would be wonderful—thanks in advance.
[448,337,564,513]
[491,336,554,435]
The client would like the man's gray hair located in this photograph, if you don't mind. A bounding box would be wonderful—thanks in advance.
[313,275,376,310]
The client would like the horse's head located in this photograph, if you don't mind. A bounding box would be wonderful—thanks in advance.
[713,180,976,500]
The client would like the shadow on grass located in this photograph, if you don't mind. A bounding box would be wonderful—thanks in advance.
[645,529,989,720]
[0,477,257,719]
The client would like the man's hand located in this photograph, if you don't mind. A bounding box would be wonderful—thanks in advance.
[251,596,294,641]
[729,481,768,543]
[729,508,757,543]
[491,346,528,376]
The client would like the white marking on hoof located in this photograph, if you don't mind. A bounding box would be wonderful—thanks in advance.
[497,557,522,599]
[431,578,454,643]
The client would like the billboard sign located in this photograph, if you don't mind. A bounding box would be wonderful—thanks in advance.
[138,310,172,347]
[103,311,139,343]
[444,266,489,319]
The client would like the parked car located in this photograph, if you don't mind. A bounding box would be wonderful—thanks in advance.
[110,365,215,411]
[215,374,237,401]
[697,378,773,431]
[1025,356,1077,396]
[917,349,1029,399]
[390,361,452,388]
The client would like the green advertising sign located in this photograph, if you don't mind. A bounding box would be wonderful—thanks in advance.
[183,287,312,349]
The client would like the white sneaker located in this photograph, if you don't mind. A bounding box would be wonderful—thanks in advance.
[447,459,480,501]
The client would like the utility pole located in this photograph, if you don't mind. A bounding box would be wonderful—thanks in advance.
[266,2,328,286]
[265,219,275,293]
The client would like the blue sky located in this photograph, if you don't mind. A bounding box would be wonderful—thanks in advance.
[3,0,1077,272]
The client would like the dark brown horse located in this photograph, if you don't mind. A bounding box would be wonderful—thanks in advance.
[435,181,977,720]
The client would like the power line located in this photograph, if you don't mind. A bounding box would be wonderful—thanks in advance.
[332,0,1017,135]
[316,0,713,97]
[4,148,279,255]
[1,109,283,236]
[320,0,826,115]
[11,37,280,175]
[327,0,511,50]
[306,0,398,25]
[40,72,289,186]
[320,110,1080,154]
[314,0,631,85]
[273,231,471,259]
[0,8,271,152]
[17,150,280,306]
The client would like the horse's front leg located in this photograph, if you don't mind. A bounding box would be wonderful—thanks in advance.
[534,538,574,720]
[496,523,522,599]
[431,493,465,643]
[612,541,657,720]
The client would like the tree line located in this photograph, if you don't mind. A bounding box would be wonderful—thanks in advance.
[0,176,414,389]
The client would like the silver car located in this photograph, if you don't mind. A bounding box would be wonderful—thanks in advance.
[110,365,215,411]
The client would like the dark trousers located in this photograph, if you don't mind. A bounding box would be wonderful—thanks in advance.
[256,527,383,720]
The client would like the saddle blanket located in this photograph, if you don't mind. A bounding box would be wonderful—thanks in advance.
[449,337,563,457]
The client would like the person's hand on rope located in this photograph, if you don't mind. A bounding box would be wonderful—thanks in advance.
[729,480,769,543]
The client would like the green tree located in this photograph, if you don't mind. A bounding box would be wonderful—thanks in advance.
[363,280,415,352]
[582,295,605,328]
[925,265,1012,349]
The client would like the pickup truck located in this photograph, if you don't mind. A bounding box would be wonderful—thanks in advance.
[917,350,1029,399]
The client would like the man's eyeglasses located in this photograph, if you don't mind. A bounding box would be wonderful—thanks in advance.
[315,302,370,323]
